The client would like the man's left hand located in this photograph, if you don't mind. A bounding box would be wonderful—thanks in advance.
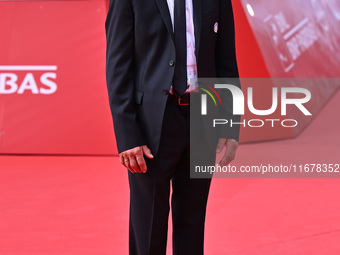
[216,138,239,167]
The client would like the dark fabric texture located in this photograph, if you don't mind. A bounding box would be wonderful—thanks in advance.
[173,0,188,95]
[128,102,214,255]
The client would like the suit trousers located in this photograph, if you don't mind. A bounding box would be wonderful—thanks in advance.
[128,98,215,255]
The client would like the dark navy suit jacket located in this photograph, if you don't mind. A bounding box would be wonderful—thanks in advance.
[106,0,240,154]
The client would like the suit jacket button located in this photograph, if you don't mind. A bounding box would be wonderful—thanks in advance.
[169,60,174,67]
[162,89,169,95]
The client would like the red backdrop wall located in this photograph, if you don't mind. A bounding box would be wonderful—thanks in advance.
[0,0,339,155]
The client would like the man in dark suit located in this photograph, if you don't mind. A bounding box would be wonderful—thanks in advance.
[106,0,240,254]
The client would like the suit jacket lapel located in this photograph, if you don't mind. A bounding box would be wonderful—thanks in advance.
[193,0,202,58]
[155,0,175,42]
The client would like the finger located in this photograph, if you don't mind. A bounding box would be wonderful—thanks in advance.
[124,156,134,173]
[136,154,147,173]
[119,153,129,169]
[119,154,124,165]
[219,155,233,167]
[142,145,154,159]
[219,140,238,166]
[226,139,239,154]
[129,156,142,173]
[216,138,227,153]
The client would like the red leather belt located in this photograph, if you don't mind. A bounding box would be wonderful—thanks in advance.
[167,93,190,105]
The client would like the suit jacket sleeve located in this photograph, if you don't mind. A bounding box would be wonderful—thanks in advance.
[215,0,241,141]
[106,0,146,153]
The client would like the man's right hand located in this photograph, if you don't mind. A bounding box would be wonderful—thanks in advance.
[119,145,154,173]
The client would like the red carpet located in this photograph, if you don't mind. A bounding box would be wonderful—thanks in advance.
[1,91,340,255]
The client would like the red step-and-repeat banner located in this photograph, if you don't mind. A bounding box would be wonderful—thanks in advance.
[0,0,115,155]
[0,0,339,155]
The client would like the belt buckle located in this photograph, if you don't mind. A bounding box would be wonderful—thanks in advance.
[178,96,189,106]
